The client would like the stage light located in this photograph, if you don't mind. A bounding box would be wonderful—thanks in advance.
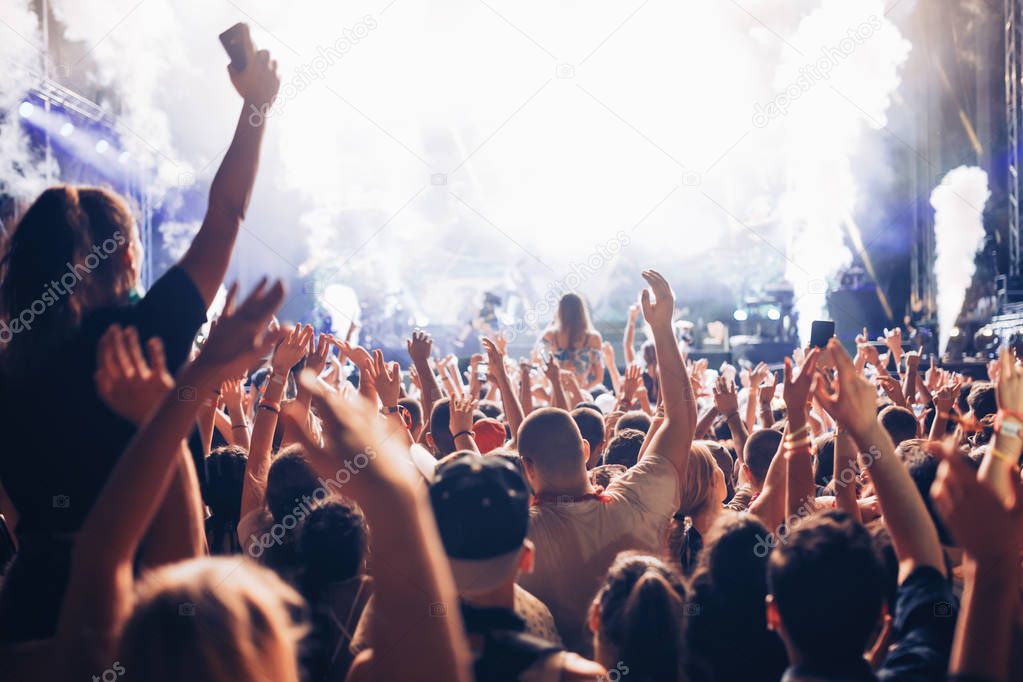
[766,308,781,321]
[95,140,109,154]
[974,326,1000,353]
[949,326,961,338]
[18,101,34,118]
[118,151,130,164]
[60,122,74,137]
[733,310,748,322]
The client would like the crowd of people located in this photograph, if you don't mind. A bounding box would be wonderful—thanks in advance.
[1,26,1022,682]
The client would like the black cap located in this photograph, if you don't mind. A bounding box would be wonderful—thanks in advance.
[430,453,529,562]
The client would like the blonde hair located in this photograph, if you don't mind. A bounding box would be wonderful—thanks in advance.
[678,443,720,519]
[118,558,307,682]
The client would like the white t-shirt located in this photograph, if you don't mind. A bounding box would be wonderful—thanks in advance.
[517,452,680,654]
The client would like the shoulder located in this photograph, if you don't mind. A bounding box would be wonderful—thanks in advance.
[558,653,608,681]
[585,332,602,347]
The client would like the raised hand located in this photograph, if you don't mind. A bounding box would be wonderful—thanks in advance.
[812,340,880,440]
[195,280,286,380]
[881,327,904,363]
[712,375,739,416]
[482,336,505,371]
[227,25,281,108]
[995,347,1023,414]
[406,329,434,365]
[543,353,561,385]
[222,377,246,419]
[627,303,641,326]
[95,326,174,425]
[640,269,675,330]
[449,394,478,438]
[750,361,769,390]
[372,349,402,409]
[621,364,642,403]
[305,332,333,376]
[720,361,736,384]
[931,442,1023,562]
[783,347,820,412]
[493,331,509,356]
[758,371,778,406]
[877,375,908,408]
[602,341,617,369]
[272,323,312,374]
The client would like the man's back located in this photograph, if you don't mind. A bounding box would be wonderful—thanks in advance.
[518,452,679,653]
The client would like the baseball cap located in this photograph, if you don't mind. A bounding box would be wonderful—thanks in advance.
[429,453,529,594]
[471,417,507,454]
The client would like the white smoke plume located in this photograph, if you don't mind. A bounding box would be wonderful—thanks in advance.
[931,165,989,352]
[774,0,911,343]
[2,1,915,332]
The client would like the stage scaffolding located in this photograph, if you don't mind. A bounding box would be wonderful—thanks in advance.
[1008,0,1022,278]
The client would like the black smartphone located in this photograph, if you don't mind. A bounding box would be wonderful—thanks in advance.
[809,320,836,349]
[219,23,250,71]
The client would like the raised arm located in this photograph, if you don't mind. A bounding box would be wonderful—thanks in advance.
[980,348,1023,502]
[408,330,442,427]
[94,327,205,567]
[483,337,524,441]
[544,355,568,410]
[518,360,535,416]
[638,270,695,479]
[286,377,471,682]
[240,323,310,518]
[932,443,1023,682]
[178,29,281,307]
[782,351,818,522]
[713,375,749,457]
[623,303,640,365]
[815,339,945,581]
[449,395,480,454]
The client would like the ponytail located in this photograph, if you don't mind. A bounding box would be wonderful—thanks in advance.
[596,553,687,682]
[621,572,686,681]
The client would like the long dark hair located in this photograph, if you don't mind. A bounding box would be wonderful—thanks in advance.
[204,446,248,555]
[595,553,687,682]
[685,515,788,682]
[550,292,594,350]
[0,186,137,373]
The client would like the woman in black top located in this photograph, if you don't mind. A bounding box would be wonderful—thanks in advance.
[0,31,280,641]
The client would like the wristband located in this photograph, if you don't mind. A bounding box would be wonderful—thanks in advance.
[989,446,1020,466]
[785,423,809,441]
[381,405,400,414]
[784,437,812,452]
[259,400,281,414]
[995,410,1023,439]
[452,430,473,440]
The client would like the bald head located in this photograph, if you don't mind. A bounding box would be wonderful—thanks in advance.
[518,407,588,489]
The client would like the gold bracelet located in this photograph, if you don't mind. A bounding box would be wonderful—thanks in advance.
[785,423,809,441]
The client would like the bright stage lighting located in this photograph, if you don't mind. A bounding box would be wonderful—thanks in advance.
[60,122,74,137]
[18,102,34,119]
[766,308,781,321]
[733,310,748,322]
[95,140,109,154]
